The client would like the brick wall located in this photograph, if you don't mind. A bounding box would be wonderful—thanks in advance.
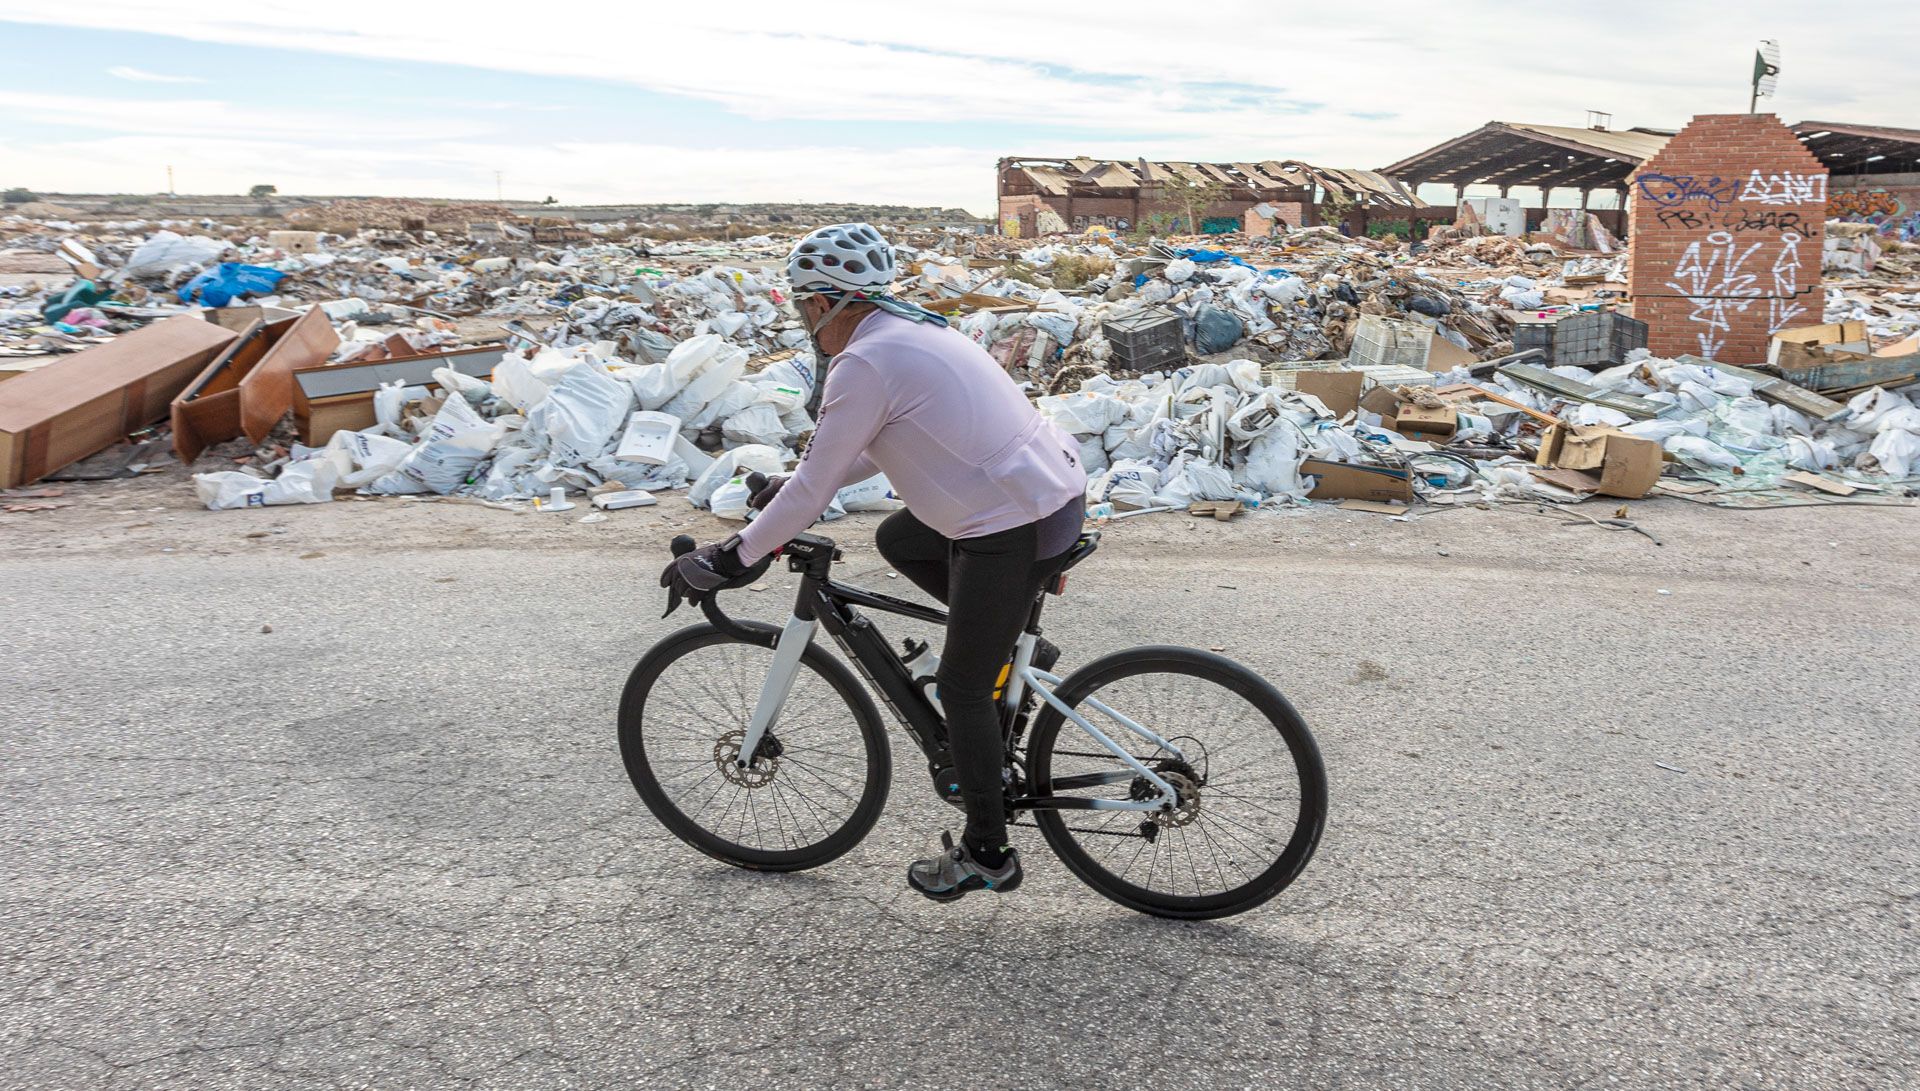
[1829,172,1920,241]
[996,192,1320,236]
[1627,113,1827,363]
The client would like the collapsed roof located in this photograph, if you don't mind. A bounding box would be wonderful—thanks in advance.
[1000,157,1424,208]
[1383,119,1920,192]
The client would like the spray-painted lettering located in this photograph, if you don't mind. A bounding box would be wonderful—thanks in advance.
[1637,174,1736,210]
[1739,170,1826,205]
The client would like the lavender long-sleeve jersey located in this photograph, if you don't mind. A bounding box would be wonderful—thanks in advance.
[735,310,1085,563]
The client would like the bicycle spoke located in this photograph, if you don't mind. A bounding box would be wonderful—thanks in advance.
[1041,664,1308,904]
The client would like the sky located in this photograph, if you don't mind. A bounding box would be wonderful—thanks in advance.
[1,2,1916,217]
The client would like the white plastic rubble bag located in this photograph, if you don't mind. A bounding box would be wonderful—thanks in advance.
[689,444,786,509]
[687,380,759,433]
[121,230,227,279]
[1164,457,1239,504]
[1076,435,1108,477]
[1039,392,1126,436]
[493,352,555,411]
[1868,428,1920,477]
[615,410,682,465]
[837,474,905,512]
[1846,387,1915,433]
[1783,435,1838,471]
[323,428,413,488]
[1164,259,1196,283]
[374,380,411,432]
[721,404,787,448]
[367,396,498,495]
[527,362,632,466]
[624,362,680,411]
[194,458,340,510]
[1663,435,1742,471]
[660,336,750,418]
[709,479,755,521]
[1091,460,1162,509]
[432,366,493,407]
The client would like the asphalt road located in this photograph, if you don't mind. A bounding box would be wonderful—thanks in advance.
[3,483,1916,1090]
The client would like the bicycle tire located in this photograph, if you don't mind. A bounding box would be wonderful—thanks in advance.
[1025,645,1327,919]
[619,621,891,871]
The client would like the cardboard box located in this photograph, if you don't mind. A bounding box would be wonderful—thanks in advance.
[1295,369,1363,418]
[267,231,323,255]
[0,315,238,487]
[1534,424,1662,498]
[171,307,340,461]
[1767,320,1868,367]
[1393,403,1457,441]
[1300,457,1415,503]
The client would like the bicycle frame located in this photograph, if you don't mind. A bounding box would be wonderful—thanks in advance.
[713,533,1186,814]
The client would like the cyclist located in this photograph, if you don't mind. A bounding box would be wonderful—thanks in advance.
[661,223,1086,902]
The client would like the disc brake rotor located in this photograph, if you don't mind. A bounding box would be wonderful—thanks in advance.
[713,729,778,788]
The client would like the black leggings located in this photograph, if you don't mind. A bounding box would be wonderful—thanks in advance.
[875,508,1070,850]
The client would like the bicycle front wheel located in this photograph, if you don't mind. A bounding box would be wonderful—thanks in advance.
[619,623,890,871]
[1025,646,1327,919]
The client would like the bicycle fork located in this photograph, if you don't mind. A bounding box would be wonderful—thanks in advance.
[737,615,814,770]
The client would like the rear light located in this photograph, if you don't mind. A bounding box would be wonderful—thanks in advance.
[1049,573,1069,596]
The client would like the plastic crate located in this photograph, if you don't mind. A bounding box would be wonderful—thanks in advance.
[1512,320,1556,358]
[1348,314,1435,371]
[1552,311,1647,367]
[1510,312,1646,367]
[1103,307,1185,371]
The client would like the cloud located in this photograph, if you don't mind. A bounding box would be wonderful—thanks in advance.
[4,2,1916,210]
[0,90,488,143]
[106,65,205,84]
[1,134,998,211]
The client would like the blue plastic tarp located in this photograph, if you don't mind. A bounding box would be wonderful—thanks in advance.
[177,262,286,307]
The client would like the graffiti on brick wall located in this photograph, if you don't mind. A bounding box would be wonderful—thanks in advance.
[1636,174,1736,210]
[1070,214,1132,232]
[1035,209,1068,235]
[1739,169,1827,205]
[1663,230,1808,358]
[1827,188,1920,242]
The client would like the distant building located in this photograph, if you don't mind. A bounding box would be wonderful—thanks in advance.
[1382,118,1920,240]
[995,157,1424,238]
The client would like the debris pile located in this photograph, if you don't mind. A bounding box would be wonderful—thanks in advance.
[3,205,1916,520]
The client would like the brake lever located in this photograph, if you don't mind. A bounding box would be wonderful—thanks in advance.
[662,534,698,618]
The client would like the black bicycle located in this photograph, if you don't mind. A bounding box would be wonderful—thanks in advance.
[618,529,1327,919]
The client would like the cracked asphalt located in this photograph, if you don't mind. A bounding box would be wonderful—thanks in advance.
[3,479,1916,1090]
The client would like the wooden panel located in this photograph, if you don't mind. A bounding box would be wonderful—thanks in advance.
[0,315,237,486]
[243,307,339,443]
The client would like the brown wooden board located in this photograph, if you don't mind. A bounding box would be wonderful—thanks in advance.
[171,308,339,461]
[0,315,237,487]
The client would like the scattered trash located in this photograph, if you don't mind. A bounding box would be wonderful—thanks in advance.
[0,200,1912,526]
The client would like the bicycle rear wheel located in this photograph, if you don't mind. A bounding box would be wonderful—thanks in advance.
[619,622,890,871]
[1024,646,1326,919]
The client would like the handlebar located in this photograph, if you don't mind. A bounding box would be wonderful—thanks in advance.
[668,534,773,644]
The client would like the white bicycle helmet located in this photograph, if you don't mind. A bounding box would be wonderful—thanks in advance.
[786,222,896,295]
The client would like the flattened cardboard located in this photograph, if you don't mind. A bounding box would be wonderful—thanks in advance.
[1295,370,1363,418]
[1301,457,1415,503]
[0,315,238,487]
[1423,334,1477,372]
[1337,499,1409,515]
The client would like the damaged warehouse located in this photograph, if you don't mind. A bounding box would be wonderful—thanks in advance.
[995,157,1425,239]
